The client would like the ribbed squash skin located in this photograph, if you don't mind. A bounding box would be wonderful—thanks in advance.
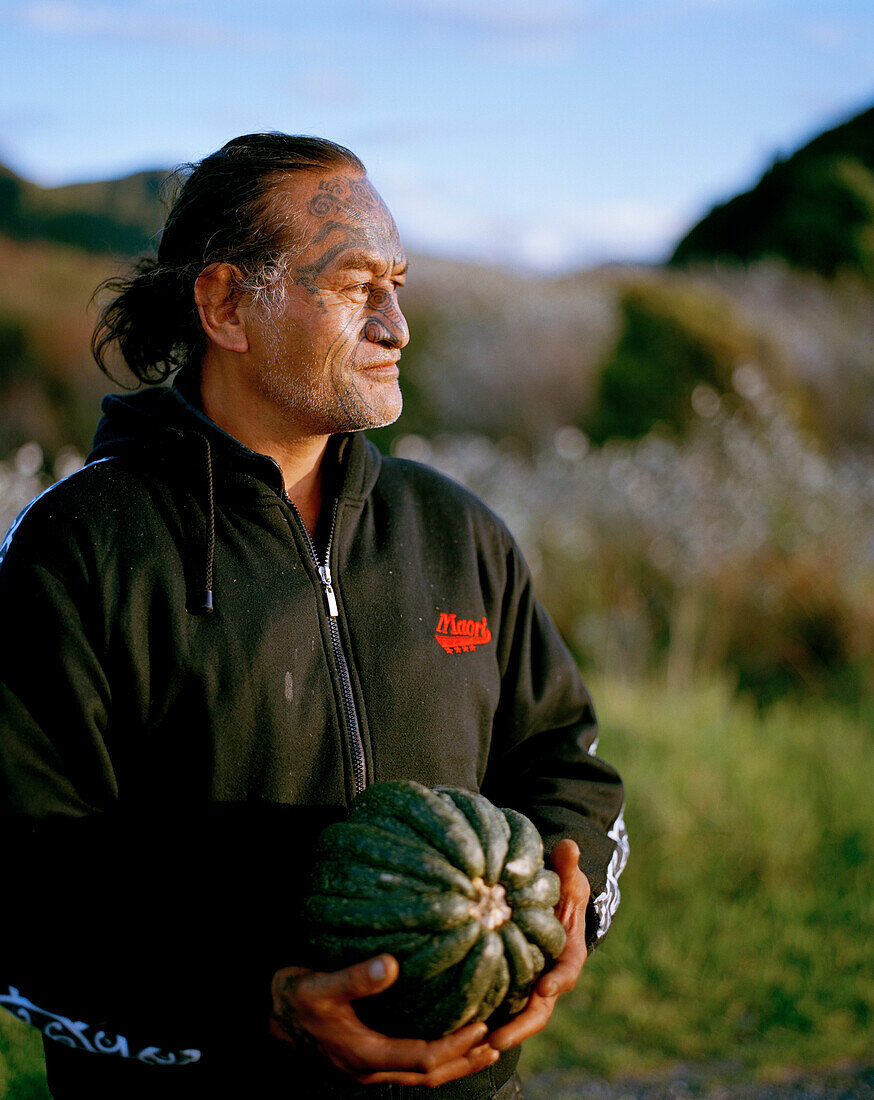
[305,780,566,1039]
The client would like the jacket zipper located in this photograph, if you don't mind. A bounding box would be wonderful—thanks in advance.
[286,497,368,796]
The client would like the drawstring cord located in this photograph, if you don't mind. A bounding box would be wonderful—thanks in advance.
[200,436,215,614]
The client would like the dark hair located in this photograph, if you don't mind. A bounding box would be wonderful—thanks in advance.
[91,133,365,384]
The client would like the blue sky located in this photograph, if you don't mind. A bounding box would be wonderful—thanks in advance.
[1,0,872,270]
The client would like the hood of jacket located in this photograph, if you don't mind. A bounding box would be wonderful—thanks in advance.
[85,372,383,615]
[87,372,383,506]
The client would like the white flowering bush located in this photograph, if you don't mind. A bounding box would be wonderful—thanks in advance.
[0,443,83,548]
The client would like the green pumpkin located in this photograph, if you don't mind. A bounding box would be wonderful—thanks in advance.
[305,780,566,1039]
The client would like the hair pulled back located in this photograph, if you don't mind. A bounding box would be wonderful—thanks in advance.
[91,133,365,384]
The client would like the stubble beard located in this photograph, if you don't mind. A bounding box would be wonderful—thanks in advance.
[257,324,402,436]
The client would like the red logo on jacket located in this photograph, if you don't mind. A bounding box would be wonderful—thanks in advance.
[435,612,492,654]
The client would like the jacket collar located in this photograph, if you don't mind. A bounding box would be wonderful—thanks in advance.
[88,370,382,505]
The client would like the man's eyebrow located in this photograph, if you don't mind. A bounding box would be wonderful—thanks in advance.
[335,249,408,276]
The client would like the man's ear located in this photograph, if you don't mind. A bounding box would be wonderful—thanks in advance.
[194,263,250,354]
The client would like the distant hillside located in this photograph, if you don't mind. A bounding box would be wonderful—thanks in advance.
[0,160,169,256]
[671,103,874,279]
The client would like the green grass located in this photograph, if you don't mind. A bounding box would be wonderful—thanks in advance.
[521,675,874,1079]
[3,677,872,1094]
[0,1011,48,1099]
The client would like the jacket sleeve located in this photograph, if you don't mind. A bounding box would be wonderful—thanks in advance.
[0,500,285,1067]
[481,543,628,951]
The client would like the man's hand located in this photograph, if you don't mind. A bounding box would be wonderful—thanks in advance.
[487,838,591,1052]
[270,954,500,1086]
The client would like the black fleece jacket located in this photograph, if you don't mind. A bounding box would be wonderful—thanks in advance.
[0,381,627,1098]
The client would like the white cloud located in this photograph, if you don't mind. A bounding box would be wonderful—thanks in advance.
[383,0,591,35]
[289,68,358,108]
[382,0,758,43]
[379,0,599,63]
[511,199,686,269]
[378,167,683,271]
[12,0,281,51]
[798,18,857,49]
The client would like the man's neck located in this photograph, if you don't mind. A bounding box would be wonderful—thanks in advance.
[276,438,329,537]
[198,363,331,537]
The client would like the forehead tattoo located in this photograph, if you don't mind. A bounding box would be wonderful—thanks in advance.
[293,176,402,307]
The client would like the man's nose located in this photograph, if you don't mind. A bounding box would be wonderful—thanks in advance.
[364,289,410,349]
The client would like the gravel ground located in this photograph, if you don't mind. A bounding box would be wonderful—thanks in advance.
[523,1064,874,1100]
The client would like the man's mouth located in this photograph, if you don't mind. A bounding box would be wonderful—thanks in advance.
[355,355,401,376]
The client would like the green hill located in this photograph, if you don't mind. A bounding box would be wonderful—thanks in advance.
[671,103,874,278]
[0,160,169,256]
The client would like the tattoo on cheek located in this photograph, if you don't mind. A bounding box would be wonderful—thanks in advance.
[325,322,370,414]
[323,317,395,422]
[325,319,358,366]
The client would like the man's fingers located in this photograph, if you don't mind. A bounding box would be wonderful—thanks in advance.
[537,836,591,998]
[488,992,555,1051]
[537,918,588,999]
[549,837,582,877]
[412,1019,490,1071]
[550,839,591,913]
[476,836,594,1052]
[267,1015,291,1047]
[274,962,493,1082]
[353,1041,499,1087]
[345,1019,489,1074]
[537,945,587,998]
[296,954,400,1004]
[320,1019,493,1082]
[272,839,593,1077]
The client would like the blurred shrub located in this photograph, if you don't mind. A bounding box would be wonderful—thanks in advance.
[0,1007,48,1099]
[0,314,31,388]
[0,313,87,462]
[584,276,767,443]
[706,546,873,705]
[0,239,122,460]
[698,261,874,449]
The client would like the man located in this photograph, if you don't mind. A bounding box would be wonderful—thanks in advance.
[0,134,627,1098]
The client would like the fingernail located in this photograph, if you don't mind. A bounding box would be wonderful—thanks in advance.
[368,957,387,981]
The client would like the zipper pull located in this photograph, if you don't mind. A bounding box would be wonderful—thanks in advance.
[318,564,339,618]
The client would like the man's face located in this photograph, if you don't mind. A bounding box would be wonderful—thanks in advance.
[243,170,409,437]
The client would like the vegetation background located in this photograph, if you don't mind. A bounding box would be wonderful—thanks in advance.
[1,105,873,1097]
